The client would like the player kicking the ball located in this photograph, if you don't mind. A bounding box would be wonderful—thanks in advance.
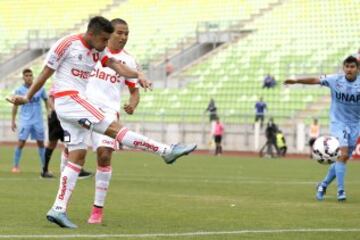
[8,16,197,229]
[285,56,360,202]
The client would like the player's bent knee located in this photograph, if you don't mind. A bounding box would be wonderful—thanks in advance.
[104,121,122,139]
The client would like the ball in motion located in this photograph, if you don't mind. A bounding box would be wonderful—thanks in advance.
[312,136,340,164]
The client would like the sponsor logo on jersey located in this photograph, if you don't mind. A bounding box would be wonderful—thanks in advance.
[335,91,360,103]
[90,68,121,84]
[71,68,91,79]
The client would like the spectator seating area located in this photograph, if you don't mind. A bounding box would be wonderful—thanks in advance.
[0,0,112,60]
[102,0,278,64]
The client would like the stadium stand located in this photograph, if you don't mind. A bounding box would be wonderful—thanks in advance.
[102,0,279,64]
[0,0,113,61]
[1,0,360,126]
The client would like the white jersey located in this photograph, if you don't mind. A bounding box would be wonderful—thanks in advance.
[45,34,108,94]
[86,47,139,113]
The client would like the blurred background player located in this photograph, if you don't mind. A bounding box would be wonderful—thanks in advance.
[8,16,196,229]
[285,56,360,202]
[42,89,92,178]
[205,98,218,149]
[259,117,278,158]
[276,130,287,157]
[85,18,140,224]
[213,117,224,156]
[254,97,267,128]
[205,98,218,123]
[11,68,48,173]
[262,74,276,89]
[308,118,320,158]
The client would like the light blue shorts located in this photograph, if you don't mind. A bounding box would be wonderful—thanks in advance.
[330,122,360,157]
[18,123,44,141]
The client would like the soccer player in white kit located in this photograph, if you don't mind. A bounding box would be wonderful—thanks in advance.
[86,18,140,224]
[8,16,197,229]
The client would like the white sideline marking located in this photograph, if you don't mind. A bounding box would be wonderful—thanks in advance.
[0,177,317,185]
[0,229,359,238]
[1,177,360,186]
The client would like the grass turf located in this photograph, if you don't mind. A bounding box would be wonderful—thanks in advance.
[0,146,360,239]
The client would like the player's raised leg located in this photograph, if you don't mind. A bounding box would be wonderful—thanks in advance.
[100,121,197,164]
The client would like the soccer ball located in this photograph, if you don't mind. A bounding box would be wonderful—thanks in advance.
[312,136,340,164]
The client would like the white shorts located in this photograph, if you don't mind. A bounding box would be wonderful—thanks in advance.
[91,108,119,151]
[54,91,113,151]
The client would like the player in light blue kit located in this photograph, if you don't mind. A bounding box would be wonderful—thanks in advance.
[11,68,49,173]
[285,56,360,202]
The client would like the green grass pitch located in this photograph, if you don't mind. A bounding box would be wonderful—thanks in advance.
[0,146,360,240]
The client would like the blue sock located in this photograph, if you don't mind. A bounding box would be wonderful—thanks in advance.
[321,163,336,187]
[335,161,346,192]
[13,147,22,167]
[38,147,45,168]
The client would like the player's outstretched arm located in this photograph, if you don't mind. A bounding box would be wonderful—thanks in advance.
[7,66,55,105]
[106,58,152,91]
[284,77,320,85]
[106,57,139,78]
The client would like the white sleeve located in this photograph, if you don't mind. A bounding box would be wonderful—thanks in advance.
[44,37,72,70]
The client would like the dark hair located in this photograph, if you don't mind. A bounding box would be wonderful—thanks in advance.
[343,55,359,67]
[87,16,114,34]
[22,68,32,75]
[111,18,128,26]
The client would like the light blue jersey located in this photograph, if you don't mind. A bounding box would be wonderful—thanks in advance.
[320,73,360,151]
[14,85,47,141]
[14,85,47,125]
[320,74,360,124]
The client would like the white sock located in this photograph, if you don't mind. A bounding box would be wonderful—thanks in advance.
[60,150,68,172]
[52,161,81,212]
[94,166,112,207]
[116,127,171,156]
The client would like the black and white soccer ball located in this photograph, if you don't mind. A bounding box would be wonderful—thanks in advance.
[312,136,340,164]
